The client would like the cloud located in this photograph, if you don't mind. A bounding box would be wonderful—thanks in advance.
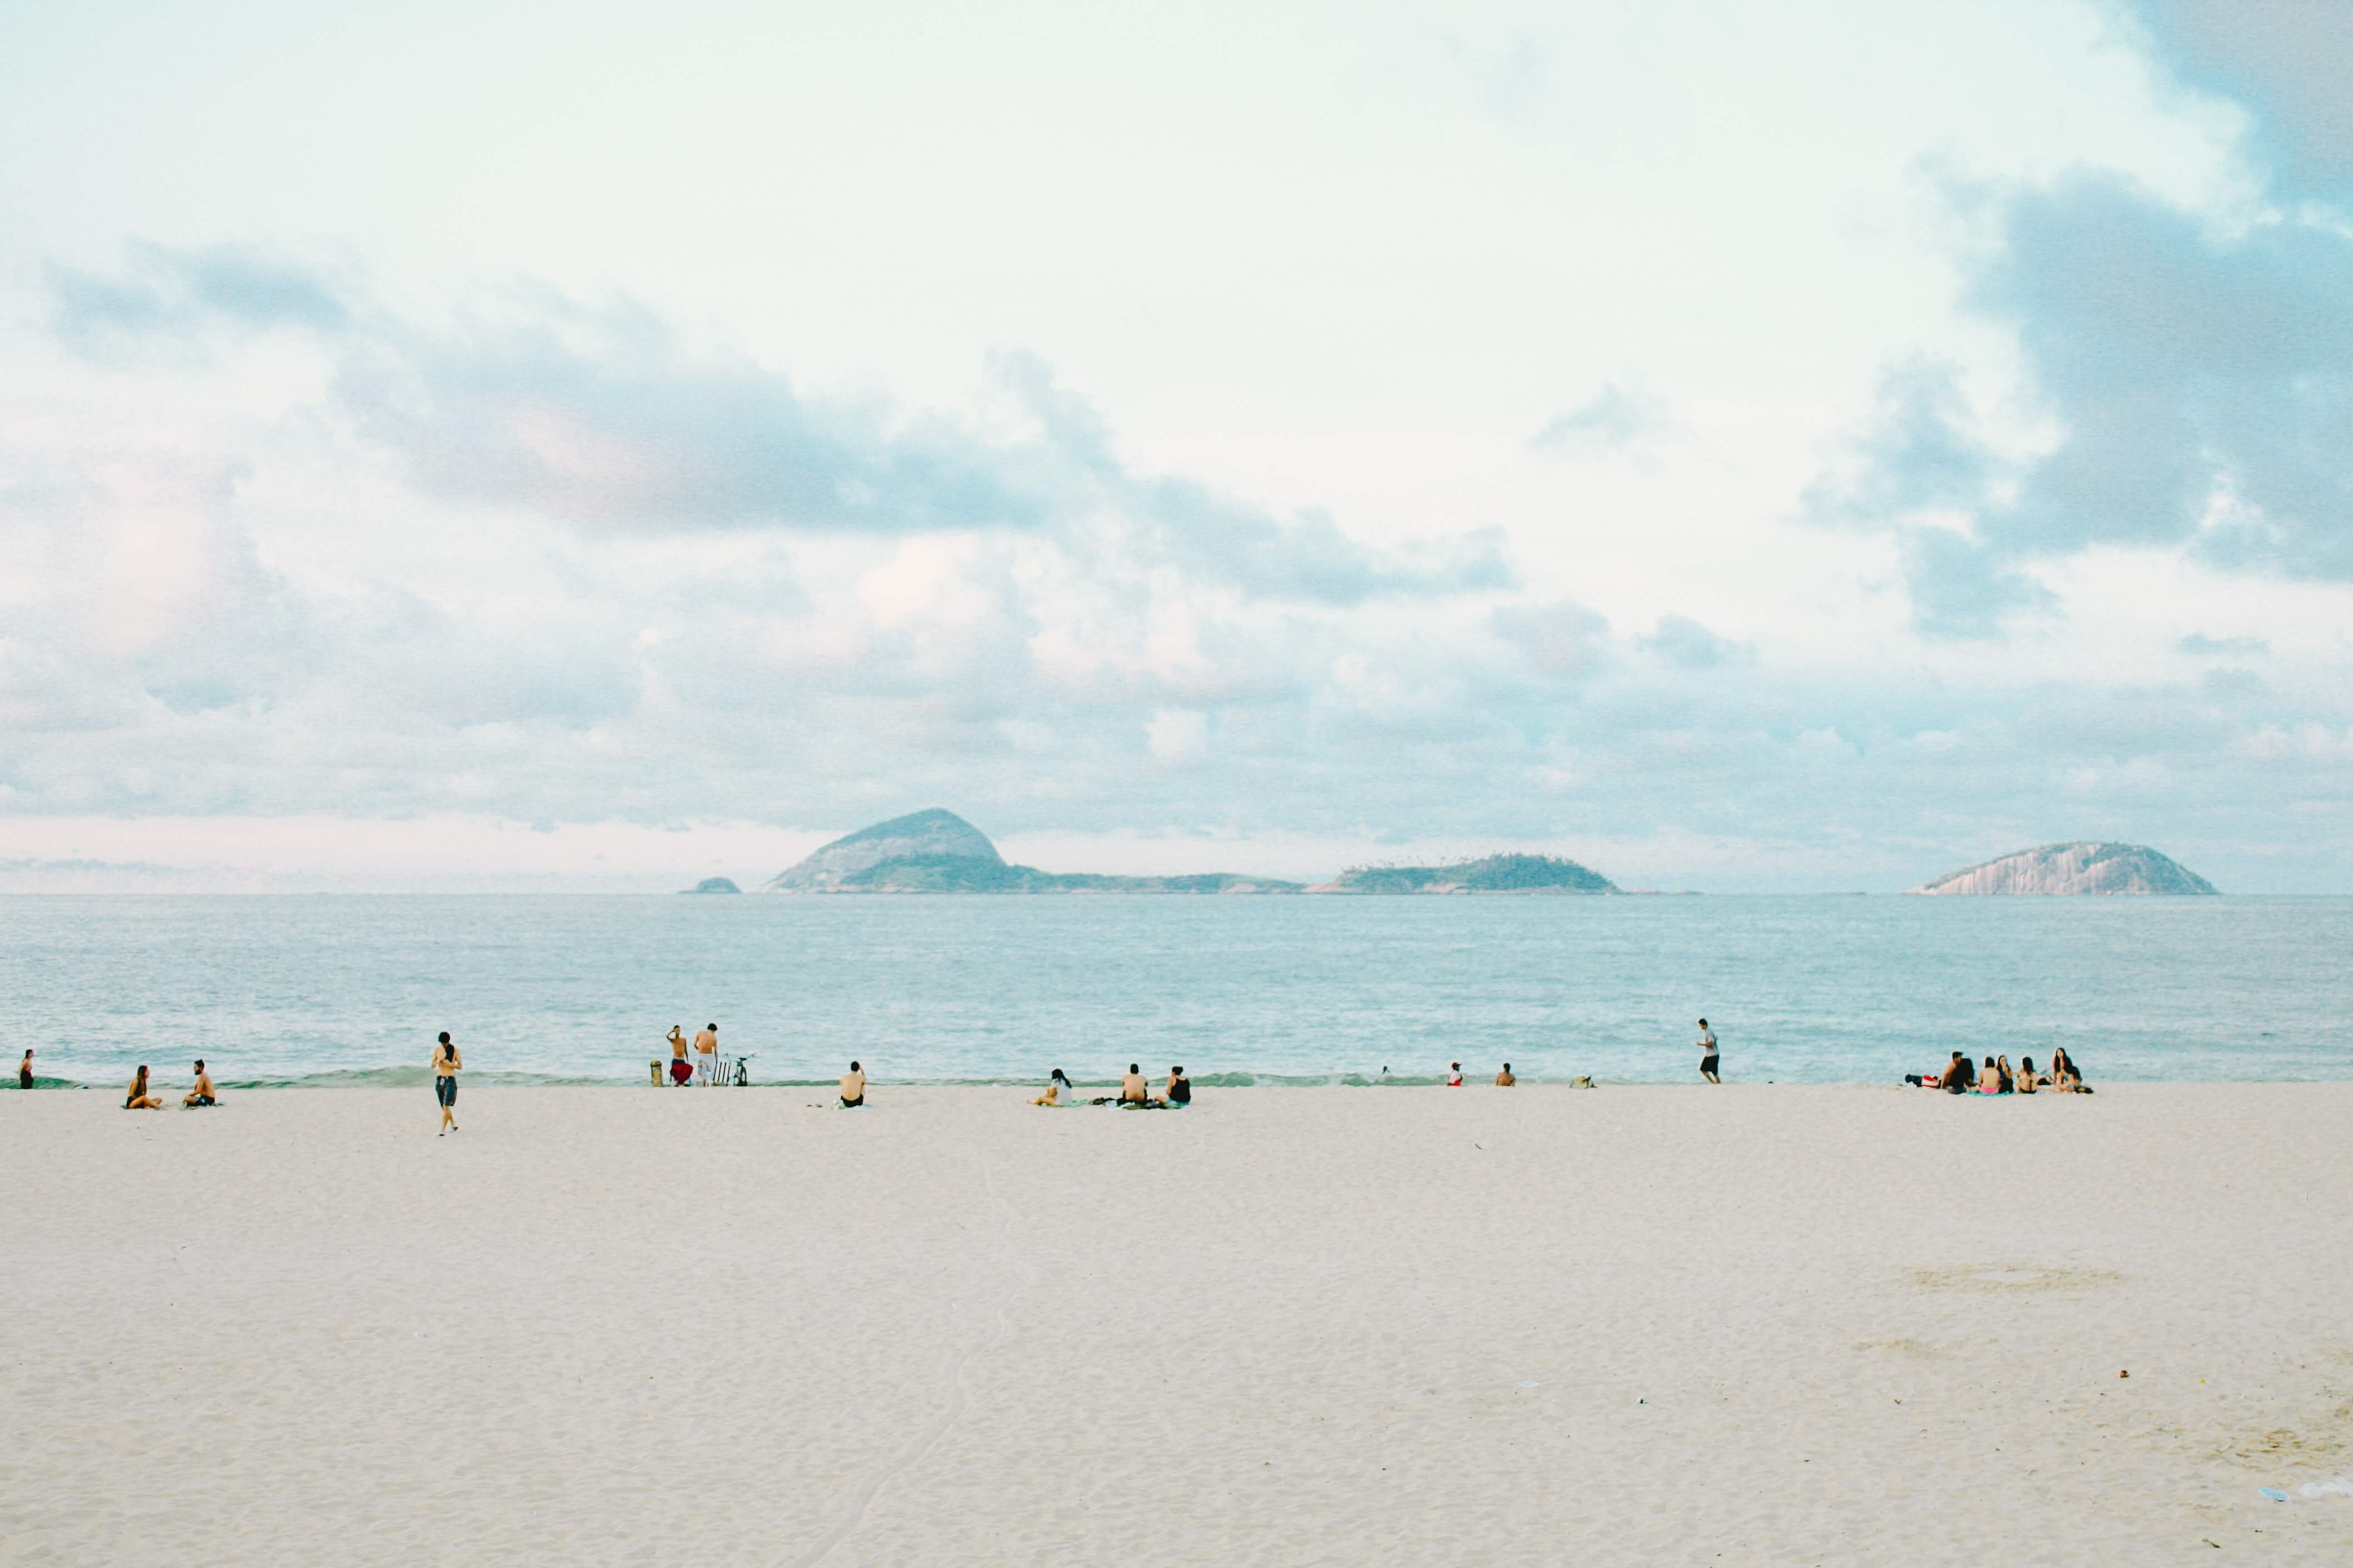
[48,241,349,359]
[2127,0,2353,200]
[1490,601,1610,680]
[2178,631,2267,655]
[1532,380,1666,451]
[1638,615,1751,670]
[1808,170,2353,633]
[46,248,1511,609]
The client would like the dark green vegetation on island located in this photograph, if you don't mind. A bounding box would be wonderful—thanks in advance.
[1910,842,2218,896]
[758,808,1621,894]
[764,811,1302,893]
[681,877,741,895]
[1314,852,1618,894]
[837,855,1299,894]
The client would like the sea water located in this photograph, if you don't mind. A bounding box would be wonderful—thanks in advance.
[4,894,2347,1089]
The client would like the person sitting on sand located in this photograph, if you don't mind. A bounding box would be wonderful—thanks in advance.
[123,1064,163,1109]
[1166,1065,1191,1106]
[433,1033,461,1134]
[182,1059,217,1108]
[1121,1063,1150,1105]
[1495,1063,1516,1086]
[18,1047,32,1090]
[2016,1055,2040,1094]
[1975,1056,2002,1095]
[1992,1054,2015,1095]
[2050,1047,2084,1092]
[1945,1054,1976,1094]
[1446,1062,1463,1086]
[1906,1051,1964,1089]
[1032,1069,1076,1106]
[839,1061,866,1108]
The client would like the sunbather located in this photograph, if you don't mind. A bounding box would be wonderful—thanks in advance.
[123,1065,163,1109]
[1032,1069,1075,1106]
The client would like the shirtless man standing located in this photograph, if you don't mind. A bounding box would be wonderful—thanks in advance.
[182,1059,217,1108]
[693,1023,720,1086]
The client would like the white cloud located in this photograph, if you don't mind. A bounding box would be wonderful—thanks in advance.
[0,0,2347,889]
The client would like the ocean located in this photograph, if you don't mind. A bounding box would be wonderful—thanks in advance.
[6,894,2347,1090]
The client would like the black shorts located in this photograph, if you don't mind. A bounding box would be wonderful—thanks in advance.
[1699,1055,1719,1076]
[435,1076,457,1106]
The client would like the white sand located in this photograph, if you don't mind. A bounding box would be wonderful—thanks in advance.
[6,1083,2350,1565]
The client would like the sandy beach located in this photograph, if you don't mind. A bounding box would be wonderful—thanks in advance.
[6,1083,2350,1565]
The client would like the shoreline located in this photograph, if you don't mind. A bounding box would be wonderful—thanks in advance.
[13,1067,2352,1091]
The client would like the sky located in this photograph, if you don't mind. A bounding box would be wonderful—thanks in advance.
[2,0,2349,892]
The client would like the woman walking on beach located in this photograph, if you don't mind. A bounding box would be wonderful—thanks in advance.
[18,1047,32,1089]
[433,1032,461,1134]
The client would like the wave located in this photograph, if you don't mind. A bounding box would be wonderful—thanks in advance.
[221,1065,629,1090]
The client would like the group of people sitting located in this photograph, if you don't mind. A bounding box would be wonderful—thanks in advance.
[1032,1063,1191,1108]
[118,1058,218,1109]
[1907,1046,2087,1095]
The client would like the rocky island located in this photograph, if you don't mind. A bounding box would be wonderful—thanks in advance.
[680,877,741,894]
[1910,842,2218,896]
[757,810,1624,894]
[760,809,1302,893]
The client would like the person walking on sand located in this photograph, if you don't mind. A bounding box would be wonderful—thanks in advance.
[433,1032,461,1134]
[694,1023,720,1086]
[17,1048,32,1090]
[182,1059,217,1108]
[839,1060,866,1108]
[1494,1063,1516,1086]
[1697,1019,1720,1084]
[123,1064,163,1109]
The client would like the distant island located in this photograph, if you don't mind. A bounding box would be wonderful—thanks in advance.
[757,809,1622,894]
[1910,842,2218,896]
[681,877,741,895]
[1307,853,1618,895]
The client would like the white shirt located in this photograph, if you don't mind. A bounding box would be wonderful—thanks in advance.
[1698,1027,1717,1058]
